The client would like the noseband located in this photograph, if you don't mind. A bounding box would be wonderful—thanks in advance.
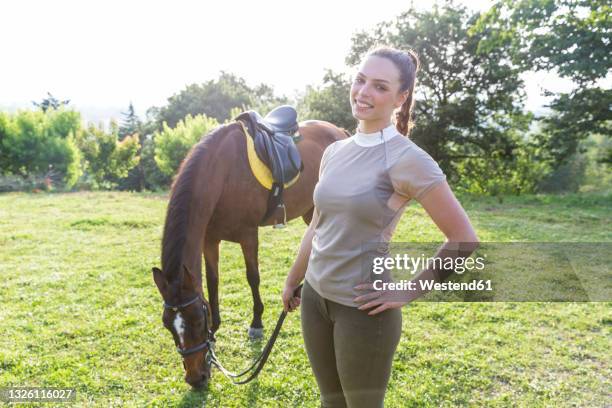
[163,294,213,357]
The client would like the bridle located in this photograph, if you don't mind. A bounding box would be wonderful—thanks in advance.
[163,294,213,358]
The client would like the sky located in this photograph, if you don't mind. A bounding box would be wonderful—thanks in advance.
[1,0,578,122]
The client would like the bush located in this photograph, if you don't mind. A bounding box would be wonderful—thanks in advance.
[0,109,82,188]
[154,114,219,177]
[140,135,171,190]
[454,138,551,198]
[77,121,140,189]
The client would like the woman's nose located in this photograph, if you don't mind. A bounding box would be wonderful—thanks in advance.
[357,84,371,99]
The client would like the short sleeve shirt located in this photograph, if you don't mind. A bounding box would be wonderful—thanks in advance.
[305,123,447,307]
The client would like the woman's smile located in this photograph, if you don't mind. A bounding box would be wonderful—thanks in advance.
[354,99,374,112]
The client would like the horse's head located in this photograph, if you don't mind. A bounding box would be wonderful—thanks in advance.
[152,265,213,388]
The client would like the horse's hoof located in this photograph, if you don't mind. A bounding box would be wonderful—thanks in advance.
[248,327,264,339]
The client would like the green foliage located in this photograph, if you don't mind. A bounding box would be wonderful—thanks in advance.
[136,111,173,190]
[154,114,219,177]
[0,111,13,172]
[297,70,357,132]
[456,137,552,197]
[140,135,172,190]
[0,109,82,188]
[473,0,610,85]
[116,103,148,191]
[77,121,140,189]
[153,72,288,129]
[250,83,291,116]
[582,134,612,190]
[473,0,611,170]
[536,87,612,165]
[539,133,612,193]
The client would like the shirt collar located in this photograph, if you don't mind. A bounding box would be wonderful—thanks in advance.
[353,123,400,147]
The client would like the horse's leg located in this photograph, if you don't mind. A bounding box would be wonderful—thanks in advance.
[240,230,264,339]
[204,238,221,337]
[302,207,314,225]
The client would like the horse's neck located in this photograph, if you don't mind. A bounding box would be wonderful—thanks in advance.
[162,134,228,287]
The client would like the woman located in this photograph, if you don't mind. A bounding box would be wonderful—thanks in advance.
[282,45,479,408]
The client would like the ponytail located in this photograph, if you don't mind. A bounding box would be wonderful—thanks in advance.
[395,91,414,136]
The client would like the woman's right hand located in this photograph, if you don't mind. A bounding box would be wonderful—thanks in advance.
[282,281,302,313]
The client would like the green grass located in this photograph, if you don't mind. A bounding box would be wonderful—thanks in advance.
[0,190,610,407]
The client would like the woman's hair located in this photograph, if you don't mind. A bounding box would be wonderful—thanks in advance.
[366,45,420,136]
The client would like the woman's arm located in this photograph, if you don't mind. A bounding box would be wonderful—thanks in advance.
[420,181,478,243]
[282,207,320,312]
[355,181,480,314]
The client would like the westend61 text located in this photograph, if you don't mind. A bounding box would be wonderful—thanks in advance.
[373,279,493,292]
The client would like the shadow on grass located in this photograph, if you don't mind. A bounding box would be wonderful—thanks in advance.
[177,386,209,407]
[245,336,264,407]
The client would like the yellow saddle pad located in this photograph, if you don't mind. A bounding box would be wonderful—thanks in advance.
[238,121,300,190]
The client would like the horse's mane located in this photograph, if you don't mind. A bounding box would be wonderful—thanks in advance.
[161,123,233,281]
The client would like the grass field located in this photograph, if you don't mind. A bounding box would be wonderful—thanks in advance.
[0,190,610,407]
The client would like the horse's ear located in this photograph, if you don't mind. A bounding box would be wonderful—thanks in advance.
[152,267,167,293]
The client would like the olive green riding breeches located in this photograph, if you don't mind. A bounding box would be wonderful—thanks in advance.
[300,280,402,408]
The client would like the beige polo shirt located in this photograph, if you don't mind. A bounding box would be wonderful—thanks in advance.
[305,123,447,307]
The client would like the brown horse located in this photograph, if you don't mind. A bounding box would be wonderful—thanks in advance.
[152,119,348,387]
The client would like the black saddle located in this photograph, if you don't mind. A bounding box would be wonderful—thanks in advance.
[235,105,303,226]
[257,105,299,135]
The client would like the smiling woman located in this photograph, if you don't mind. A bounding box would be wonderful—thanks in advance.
[350,48,419,136]
[282,45,479,408]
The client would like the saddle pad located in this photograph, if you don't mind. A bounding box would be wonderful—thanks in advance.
[239,121,300,190]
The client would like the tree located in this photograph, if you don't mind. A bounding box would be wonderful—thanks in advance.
[473,0,612,167]
[153,72,287,129]
[251,83,290,116]
[297,70,357,132]
[473,0,610,85]
[346,1,532,193]
[119,102,141,141]
[32,92,70,112]
[538,88,611,164]
[116,103,149,191]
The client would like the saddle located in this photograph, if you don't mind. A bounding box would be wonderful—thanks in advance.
[235,105,303,227]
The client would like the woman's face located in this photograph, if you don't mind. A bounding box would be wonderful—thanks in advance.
[350,55,408,127]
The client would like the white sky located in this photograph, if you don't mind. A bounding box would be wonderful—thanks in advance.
[0,0,578,121]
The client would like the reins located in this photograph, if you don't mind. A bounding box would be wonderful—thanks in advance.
[209,284,303,385]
